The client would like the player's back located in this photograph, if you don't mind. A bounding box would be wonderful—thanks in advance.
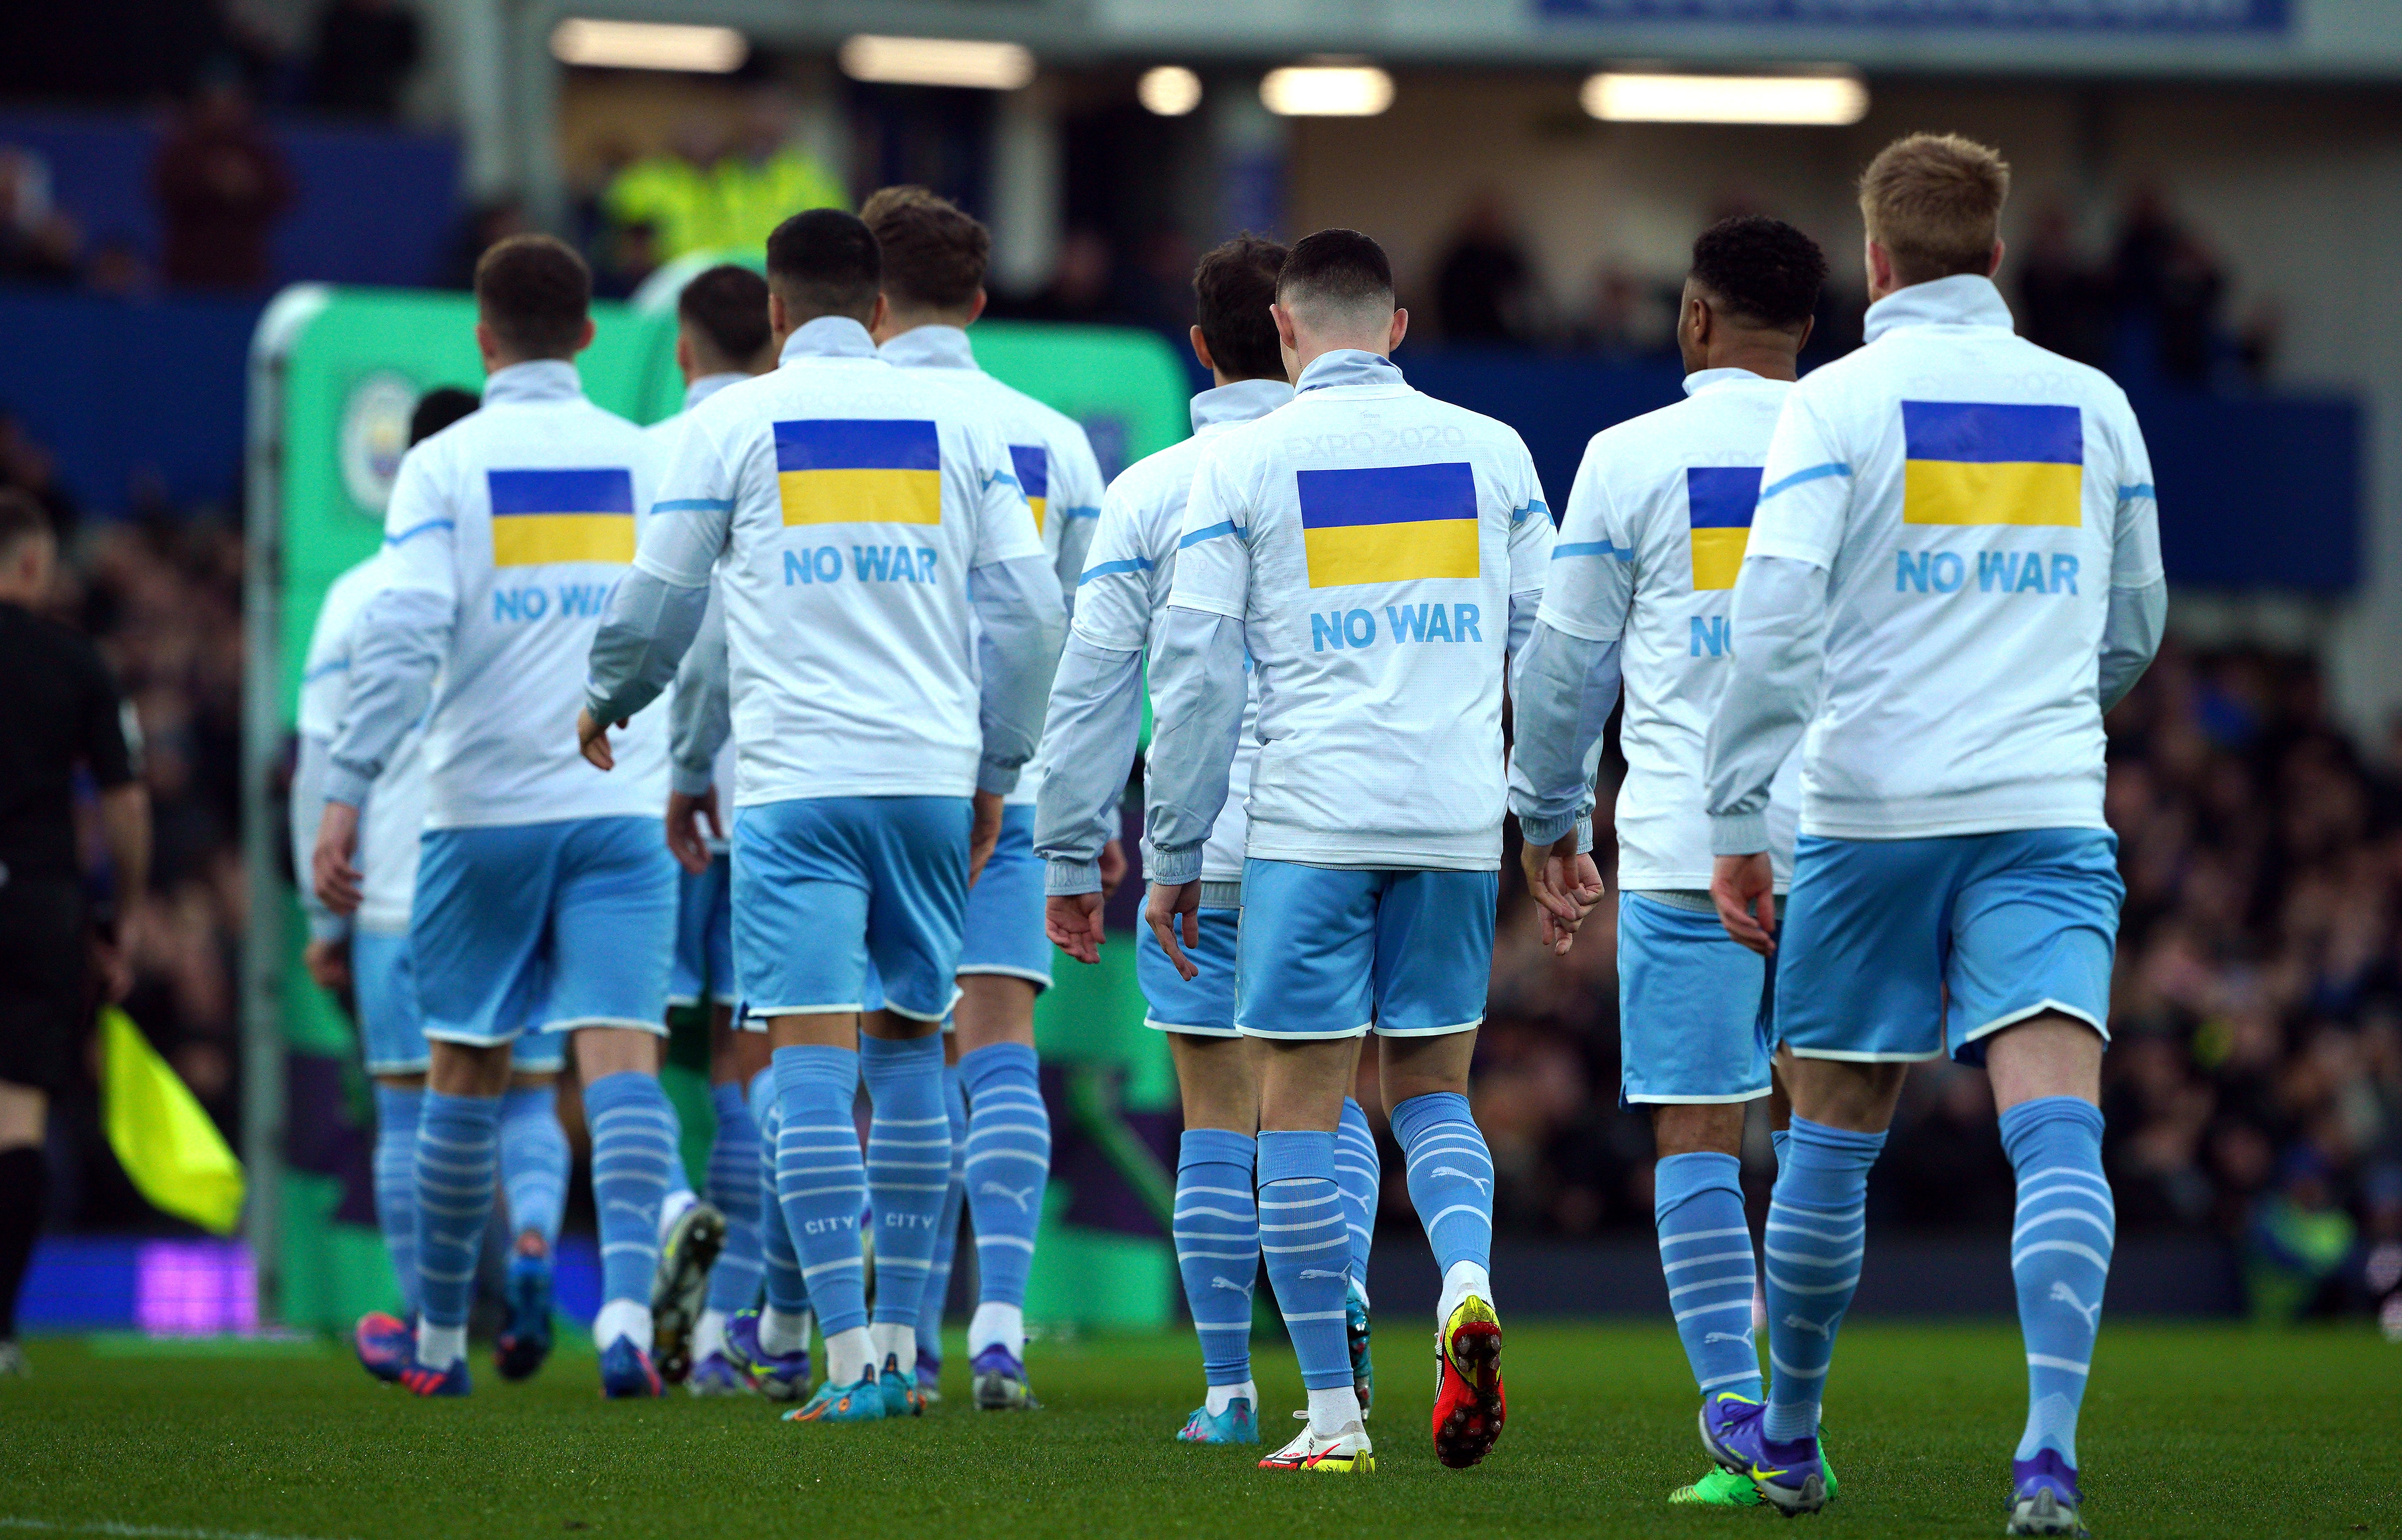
[388,365,665,828]
[646,404,737,812]
[1749,275,2156,838]
[1176,366,1550,869]
[669,334,1039,806]
[300,553,429,928]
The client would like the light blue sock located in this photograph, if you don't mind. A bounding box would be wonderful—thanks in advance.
[916,1062,968,1369]
[1335,1097,1379,1291]
[371,1085,423,1316]
[2001,1096,2114,1467]
[1762,1115,1884,1443]
[772,1045,867,1336]
[1771,1127,1791,1171]
[1176,1128,1259,1387]
[961,1042,1049,1310]
[862,1033,948,1335]
[413,1091,499,1334]
[1257,1130,1350,1391]
[660,1091,694,1211]
[584,1071,677,1313]
[496,1085,567,1251]
[704,1080,764,1315]
[1655,1151,1763,1402]
[749,1071,808,1317]
[1389,1091,1493,1277]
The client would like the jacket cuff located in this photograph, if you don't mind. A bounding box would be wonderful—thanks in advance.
[671,761,715,797]
[1517,809,1581,849]
[323,765,373,808]
[1149,845,1203,886]
[1709,810,1771,857]
[977,758,1022,796]
[306,911,352,945]
[1045,859,1100,897]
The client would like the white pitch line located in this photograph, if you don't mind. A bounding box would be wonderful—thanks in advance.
[1,1518,358,1540]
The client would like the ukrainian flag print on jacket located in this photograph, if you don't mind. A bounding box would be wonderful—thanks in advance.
[776,418,942,526]
[1901,400,2083,527]
[1297,461,1479,588]
[1686,465,1763,591]
[487,468,636,566]
[1010,444,1049,533]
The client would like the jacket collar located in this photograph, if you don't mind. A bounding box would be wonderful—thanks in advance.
[1295,349,1407,394]
[877,324,977,371]
[481,359,581,405]
[1192,379,1295,434]
[682,372,749,412]
[1864,273,2015,345]
[1682,366,1788,397]
[779,315,881,364]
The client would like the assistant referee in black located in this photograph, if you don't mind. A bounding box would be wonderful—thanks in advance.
[0,488,149,1375]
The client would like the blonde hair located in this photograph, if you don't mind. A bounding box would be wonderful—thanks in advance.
[1857,133,2011,285]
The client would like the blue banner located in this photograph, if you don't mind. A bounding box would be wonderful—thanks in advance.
[1538,0,2286,32]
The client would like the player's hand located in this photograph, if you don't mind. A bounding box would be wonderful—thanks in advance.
[304,935,352,994]
[312,801,365,916]
[667,787,721,875]
[1046,892,1107,965]
[1519,832,1606,956]
[1098,838,1128,899]
[577,707,625,772]
[1711,851,1777,956]
[1145,879,1202,982]
[968,790,1005,885]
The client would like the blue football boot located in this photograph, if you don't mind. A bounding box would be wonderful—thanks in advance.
[2008,1450,2090,1536]
[598,1336,665,1399]
[783,1370,887,1424]
[354,1311,411,1385]
[493,1252,553,1383]
[723,1307,811,1402]
[878,1355,925,1417]
[1177,1395,1261,1444]
[1345,1282,1373,1418]
[1699,1391,1827,1514]
[971,1344,1041,1411]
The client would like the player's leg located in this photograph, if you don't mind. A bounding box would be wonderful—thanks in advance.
[550,815,680,1397]
[1373,866,1504,1471]
[1235,859,1377,1472]
[0,1079,40,1376]
[860,797,975,1415]
[491,1060,567,1384]
[1948,829,2123,1536]
[0,873,83,1375]
[725,1056,814,1400]
[1335,1036,1379,1417]
[911,1029,967,1400]
[1147,904,1262,1442]
[350,926,428,1329]
[952,804,1054,1407]
[692,1002,769,1394]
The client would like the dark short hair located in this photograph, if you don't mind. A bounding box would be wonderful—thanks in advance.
[473,234,591,358]
[0,487,52,556]
[765,208,881,323]
[1277,228,1392,312]
[677,264,773,368]
[859,185,989,313]
[1689,216,1829,332]
[409,387,479,447]
[1193,234,1288,382]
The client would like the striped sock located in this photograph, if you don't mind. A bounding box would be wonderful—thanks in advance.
[863,1034,948,1367]
[1762,1115,1883,1443]
[370,1086,421,1316]
[962,1043,1049,1317]
[748,1071,809,1318]
[412,1091,498,1363]
[1335,1097,1379,1294]
[703,1080,764,1315]
[1176,1128,1259,1388]
[1390,1091,1494,1283]
[496,1085,567,1251]
[1257,1129,1353,1398]
[916,1062,968,1372]
[1655,1151,1763,1402]
[2002,1096,2114,1467]
[584,1072,677,1333]
[772,1045,868,1338]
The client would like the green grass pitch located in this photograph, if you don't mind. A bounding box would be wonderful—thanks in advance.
[2,1322,2394,1540]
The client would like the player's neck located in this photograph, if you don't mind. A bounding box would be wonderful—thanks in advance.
[1699,344,1800,383]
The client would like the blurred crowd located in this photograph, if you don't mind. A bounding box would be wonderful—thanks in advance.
[1469,640,2402,1324]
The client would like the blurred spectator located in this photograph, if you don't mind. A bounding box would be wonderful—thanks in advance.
[592,220,661,302]
[307,0,421,119]
[600,97,843,264]
[2018,201,2111,369]
[0,149,82,285]
[0,410,79,538]
[603,117,726,263]
[1431,193,1537,343]
[1002,228,1122,324]
[151,72,296,291]
[440,198,530,291]
[1575,262,1673,356]
[2111,184,2228,386]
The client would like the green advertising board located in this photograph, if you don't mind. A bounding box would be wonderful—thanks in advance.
[246,283,1191,1336]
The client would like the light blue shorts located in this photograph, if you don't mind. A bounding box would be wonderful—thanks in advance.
[958,805,1050,992]
[1617,893,1771,1105]
[1235,859,1496,1040]
[350,928,427,1076]
[411,817,676,1049]
[1776,828,2123,1066]
[1138,906,1241,1037]
[732,795,969,1024]
[671,854,735,1007]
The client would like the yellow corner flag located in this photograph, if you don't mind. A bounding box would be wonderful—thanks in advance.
[101,1006,245,1236]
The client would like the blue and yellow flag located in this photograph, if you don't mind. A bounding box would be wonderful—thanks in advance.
[1011,444,1049,534]
[776,419,942,526]
[1902,401,2083,527]
[1687,466,1763,591]
[1297,462,1479,589]
[487,468,636,566]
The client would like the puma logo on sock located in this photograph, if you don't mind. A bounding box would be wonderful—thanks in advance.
[1431,1166,1490,1194]
[2049,1280,2102,1326]
[1704,1329,1755,1346]
[1210,1275,1255,1298]
[1782,1312,1833,1339]
[1298,1268,1345,1280]
[979,1180,1037,1211]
